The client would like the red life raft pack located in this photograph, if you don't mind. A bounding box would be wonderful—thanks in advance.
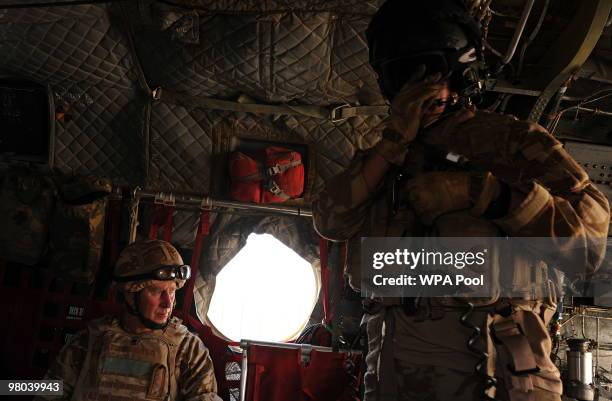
[229,146,305,203]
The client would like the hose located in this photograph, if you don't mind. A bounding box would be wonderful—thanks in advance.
[460,301,497,400]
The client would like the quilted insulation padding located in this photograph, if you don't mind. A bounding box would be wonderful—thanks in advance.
[53,84,148,184]
[0,4,136,89]
[145,0,382,13]
[0,0,389,246]
[130,1,385,104]
[148,101,383,192]
[128,0,388,192]
[0,3,147,184]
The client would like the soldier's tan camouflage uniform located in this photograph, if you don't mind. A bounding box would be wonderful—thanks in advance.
[313,111,610,401]
[36,315,221,401]
[36,240,222,401]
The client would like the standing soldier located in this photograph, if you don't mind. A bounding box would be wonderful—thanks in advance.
[37,240,222,401]
[313,1,610,400]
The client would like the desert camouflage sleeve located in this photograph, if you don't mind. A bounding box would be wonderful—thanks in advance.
[178,333,223,401]
[450,112,610,275]
[33,330,89,401]
[312,146,384,241]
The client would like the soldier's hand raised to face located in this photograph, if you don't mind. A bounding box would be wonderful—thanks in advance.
[387,72,446,145]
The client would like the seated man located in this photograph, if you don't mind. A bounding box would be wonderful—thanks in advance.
[38,239,222,401]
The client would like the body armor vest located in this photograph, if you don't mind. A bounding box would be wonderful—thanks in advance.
[71,317,188,401]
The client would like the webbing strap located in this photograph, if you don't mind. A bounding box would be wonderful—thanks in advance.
[148,204,164,240]
[128,192,141,244]
[182,209,211,317]
[119,3,152,94]
[319,237,331,325]
[319,240,347,327]
[154,88,389,122]
[268,159,301,176]
[339,241,347,295]
[148,203,174,241]
[266,180,291,200]
[108,191,123,269]
[491,318,539,375]
[234,171,264,182]
[234,158,302,182]
[162,204,174,243]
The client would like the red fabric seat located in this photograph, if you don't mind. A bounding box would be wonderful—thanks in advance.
[243,342,362,401]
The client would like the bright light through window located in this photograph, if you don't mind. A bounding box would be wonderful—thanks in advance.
[207,233,318,342]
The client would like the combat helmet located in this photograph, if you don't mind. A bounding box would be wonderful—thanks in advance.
[113,240,191,329]
[114,239,191,293]
[366,0,485,101]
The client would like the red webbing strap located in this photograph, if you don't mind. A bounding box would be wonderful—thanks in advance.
[319,237,331,325]
[148,203,165,239]
[148,203,174,241]
[162,204,174,242]
[339,241,347,295]
[108,192,122,268]
[182,209,211,318]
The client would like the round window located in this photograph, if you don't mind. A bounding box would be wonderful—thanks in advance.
[207,233,318,342]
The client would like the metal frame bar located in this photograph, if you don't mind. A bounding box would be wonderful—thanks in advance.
[527,0,612,122]
[238,339,355,353]
[134,189,312,217]
[239,347,248,401]
[501,0,535,65]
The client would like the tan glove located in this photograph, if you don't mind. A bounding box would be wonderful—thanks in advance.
[374,73,446,165]
[405,171,501,225]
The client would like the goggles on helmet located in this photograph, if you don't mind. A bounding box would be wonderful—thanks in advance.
[114,264,191,283]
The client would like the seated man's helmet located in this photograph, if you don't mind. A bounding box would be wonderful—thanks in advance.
[366,0,485,101]
[114,239,191,293]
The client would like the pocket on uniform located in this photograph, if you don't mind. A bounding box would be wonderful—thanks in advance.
[147,363,168,400]
[491,309,563,397]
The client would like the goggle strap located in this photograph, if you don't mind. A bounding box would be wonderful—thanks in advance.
[113,265,191,282]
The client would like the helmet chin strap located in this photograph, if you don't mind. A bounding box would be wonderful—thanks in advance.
[126,291,171,330]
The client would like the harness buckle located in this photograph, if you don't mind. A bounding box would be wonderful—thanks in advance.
[330,103,351,123]
[267,164,282,175]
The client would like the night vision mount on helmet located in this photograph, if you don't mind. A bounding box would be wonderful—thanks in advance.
[366,0,487,104]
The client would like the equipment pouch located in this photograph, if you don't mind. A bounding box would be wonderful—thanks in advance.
[49,175,112,283]
[489,308,562,401]
[0,168,54,265]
